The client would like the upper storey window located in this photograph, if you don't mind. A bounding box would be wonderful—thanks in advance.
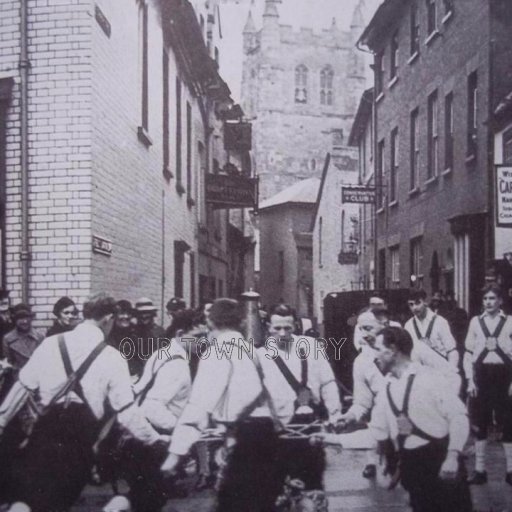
[320,66,334,106]
[295,65,308,104]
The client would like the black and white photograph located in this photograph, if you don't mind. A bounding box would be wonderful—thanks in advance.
[0,0,512,510]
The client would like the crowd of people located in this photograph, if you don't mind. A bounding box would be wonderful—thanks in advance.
[0,281,509,511]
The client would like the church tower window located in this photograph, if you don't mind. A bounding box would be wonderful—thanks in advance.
[320,66,334,106]
[295,65,308,104]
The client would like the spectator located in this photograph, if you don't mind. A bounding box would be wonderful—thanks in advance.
[46,297,77,337]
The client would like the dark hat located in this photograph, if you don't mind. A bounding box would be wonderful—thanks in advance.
[116,299,133,314]
[53,296,76,317]
[11,303,34,320]
[166,297,186,312]
[135,297,157,313]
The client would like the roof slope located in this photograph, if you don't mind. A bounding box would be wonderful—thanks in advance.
[259,177,320,210]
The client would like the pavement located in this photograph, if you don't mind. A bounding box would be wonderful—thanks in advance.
[72,441,512,512]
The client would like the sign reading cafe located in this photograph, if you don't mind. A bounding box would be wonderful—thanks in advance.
[496,165,512,227]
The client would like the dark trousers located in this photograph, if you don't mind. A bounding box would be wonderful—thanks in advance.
[8,403,97,512]
[118,438,170,512]
[215,418,282,512]
[471,363,512,441]
[278,437,325,490]
[400,440,472,512]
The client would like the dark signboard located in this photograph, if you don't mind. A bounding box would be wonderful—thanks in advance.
[206,173,257,209]
[224,122,252,151]
[338,251,359,265]
[342,186,376,204]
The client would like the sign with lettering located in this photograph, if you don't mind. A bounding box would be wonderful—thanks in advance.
[342,186,376,204]
[206,173,258,209]
[496,166,512,227]
[93,235,112,256]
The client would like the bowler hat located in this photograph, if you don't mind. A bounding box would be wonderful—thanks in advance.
[166,297,186,312]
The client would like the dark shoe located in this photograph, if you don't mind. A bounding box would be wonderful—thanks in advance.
[362,464,377,479]
[467,471,487,485]
[506,472,512,486]
[195,473,215,491]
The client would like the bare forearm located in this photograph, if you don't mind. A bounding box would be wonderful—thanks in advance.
[0,381,30,428]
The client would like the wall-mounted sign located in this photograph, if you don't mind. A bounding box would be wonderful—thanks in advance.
[93,235,112,256]
[206,173,257,210]
[224,122,252,151]
[338,251,358,265]
[95,4,111,38]
[342,186,376,204]
[496,165,512,227]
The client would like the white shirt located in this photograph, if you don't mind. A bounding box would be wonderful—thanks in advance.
[463,311,512,379]
[348,348,385,421]
[405,309,457,359]
[18,322,160,444]
[169,330,263,456]
[132,340,191,432]
[370,363,469,452]
[254,335,342,425]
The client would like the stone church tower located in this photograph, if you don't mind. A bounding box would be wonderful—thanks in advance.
[241,0,367,200]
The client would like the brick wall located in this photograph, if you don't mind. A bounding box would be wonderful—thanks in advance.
[1,0,94,328]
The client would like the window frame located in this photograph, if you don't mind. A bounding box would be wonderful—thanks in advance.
[410,2,420,56]
[410,108,420,190]
[390,31,399,80]
[467,71,478,157]
[410,237,424,285]
[320,66,334,106]
[390,127,399,202]
[377,139,385,209]
[295,64,308,104]
[426,0,437,36]
[390,245,400,286]
[427,90,439,179]
[444,92,454,170]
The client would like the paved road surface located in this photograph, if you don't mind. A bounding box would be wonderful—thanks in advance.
[73,442,512,511]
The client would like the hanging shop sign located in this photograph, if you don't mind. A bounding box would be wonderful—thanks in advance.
[206,173,258,210]
[224,122,252,151]
[496,165,512,227]
[342,186,376,204]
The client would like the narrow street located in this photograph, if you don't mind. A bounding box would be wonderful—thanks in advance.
[72,442,512,511]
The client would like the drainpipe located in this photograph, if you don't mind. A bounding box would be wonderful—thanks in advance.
[20,0,31,303]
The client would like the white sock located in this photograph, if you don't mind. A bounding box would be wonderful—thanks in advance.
[503,443,512,472]
[475,440,487,473]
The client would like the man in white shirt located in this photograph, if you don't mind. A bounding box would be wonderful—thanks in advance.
[463,283,512,485]
[370,326,472,512]
[103,310,194,512]
[353,296,401,351]
[161,298,281,512]
[0,293,163,512]
[405,289,461,388]
[258,303,342,492]
[339,310,387,479]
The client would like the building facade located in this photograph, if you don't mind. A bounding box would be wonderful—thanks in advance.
[0,0,246,326]
[311,148,360,326]
[359,0,512,315]
[258,178,318,317]
[241,0,367,201]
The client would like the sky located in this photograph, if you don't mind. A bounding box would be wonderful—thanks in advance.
[217,0,381,102]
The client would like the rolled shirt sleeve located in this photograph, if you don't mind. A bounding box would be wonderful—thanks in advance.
[348,358,375,422]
